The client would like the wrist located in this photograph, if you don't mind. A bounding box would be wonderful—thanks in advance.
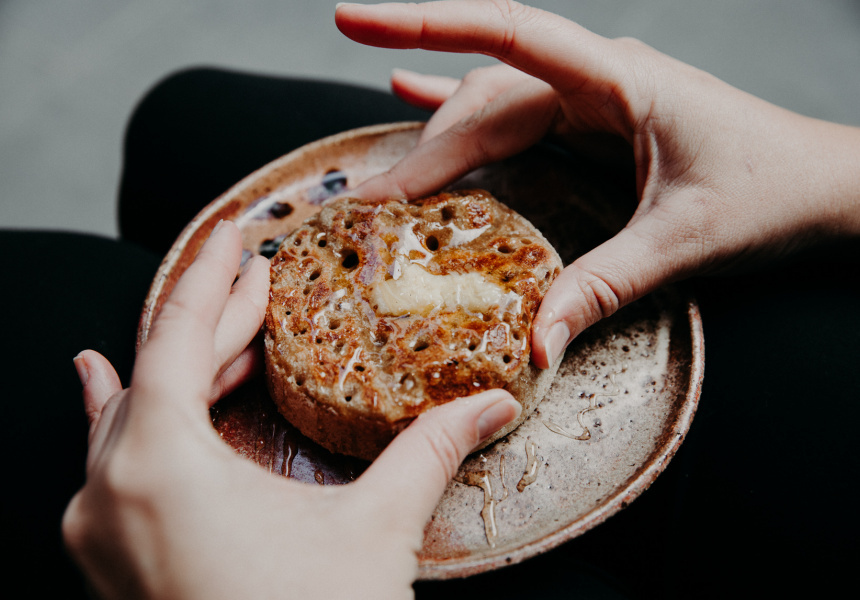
[793,118,860,240]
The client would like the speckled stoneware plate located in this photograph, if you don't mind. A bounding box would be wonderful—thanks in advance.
[139,122,704,580]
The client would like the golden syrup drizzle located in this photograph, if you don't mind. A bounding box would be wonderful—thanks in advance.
[455,453,512,548]
[447,222,491,246]
[456,470,498,548]
[263,423,276,473]
[542,370,624,441]
[337,347,363,391]
[314,469,325,485]
[254,416,270,467]
[599,371,623,397]
[498,454,509,502]
[542,395,596,441]
[516,440,540,492]
[463,328,492,363]
[311,288,348,328]
[391,222,433,266]
[573,395,599,440]
[542,418,588,440]
[282,436,298,478]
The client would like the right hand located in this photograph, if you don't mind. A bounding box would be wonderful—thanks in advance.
[336,0,860,367]
[63,220,521,600]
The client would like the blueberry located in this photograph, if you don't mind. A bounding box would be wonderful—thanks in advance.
[307,169,348,205]
[259,234,287,258]
[269,202,294,219]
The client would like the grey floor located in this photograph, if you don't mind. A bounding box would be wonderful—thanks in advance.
[1,0,858,239]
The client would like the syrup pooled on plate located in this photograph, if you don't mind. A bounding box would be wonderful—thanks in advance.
[516,440,540,493]
[456,470,500,548]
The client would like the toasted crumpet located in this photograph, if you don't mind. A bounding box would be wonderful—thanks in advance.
[265,190,562,460]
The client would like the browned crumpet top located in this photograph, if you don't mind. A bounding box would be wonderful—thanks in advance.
[264,190,562,456]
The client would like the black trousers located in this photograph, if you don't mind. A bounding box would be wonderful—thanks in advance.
[3,68,858,599]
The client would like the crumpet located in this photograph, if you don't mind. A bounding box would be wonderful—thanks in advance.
[264,190,563,460]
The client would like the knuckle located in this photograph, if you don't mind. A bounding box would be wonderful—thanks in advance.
[200,242,238,277]
[149,298,201,338]
[462,64,523,88]
[461,66,495,87]
[488,0,526,58]
[459,64,528,107]
[100,454,136,497]
[614,36,649,51]
[61,496,87,554]
[443,115,495,172]
[574,267,623,324]
[98,442,164,503]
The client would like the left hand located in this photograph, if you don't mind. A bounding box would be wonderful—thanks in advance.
[63,220,521,600]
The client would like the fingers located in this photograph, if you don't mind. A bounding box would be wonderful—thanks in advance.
[209,340,264,406]
[338,1,645,201]
[73,350,131,472]
[531,218,697,368]
[338,1,651,142]
[353,76,558,200]
[74,350,123,443]
[391,65,533,143]
[390,68,459,113]
[212,254,269,382]
[144,220,243,349]
[357,389,520,530]
[336,1,623,98]
[133,221,244,400]
[415,65,534,143]
[335,1,567,64]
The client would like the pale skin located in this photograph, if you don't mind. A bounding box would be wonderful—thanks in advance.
[64,1,860,598]
[63,221,521,600]
[336,0,860,368]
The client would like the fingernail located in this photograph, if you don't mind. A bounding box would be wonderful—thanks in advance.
[476,396,521,441]
[239,253,255,276]
[544,321,571,366]
[73,353,89,387]
[209,219,225,238]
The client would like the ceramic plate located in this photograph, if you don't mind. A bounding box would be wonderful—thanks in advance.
[139,122,704,579]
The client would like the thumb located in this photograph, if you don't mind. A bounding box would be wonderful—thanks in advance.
[74,350,123,443]
[357,389,521,530]
[532,223,688,368]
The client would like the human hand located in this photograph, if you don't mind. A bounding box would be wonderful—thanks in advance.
[63,220,521,600]
[336,0,860,367]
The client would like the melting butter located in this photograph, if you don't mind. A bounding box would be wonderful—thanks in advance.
[372,257,519,316]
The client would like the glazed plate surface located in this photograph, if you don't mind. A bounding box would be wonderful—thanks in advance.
[139,122,703,579]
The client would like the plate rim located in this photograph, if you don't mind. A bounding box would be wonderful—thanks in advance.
[136,121,705,579]
[419,298,704,578]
